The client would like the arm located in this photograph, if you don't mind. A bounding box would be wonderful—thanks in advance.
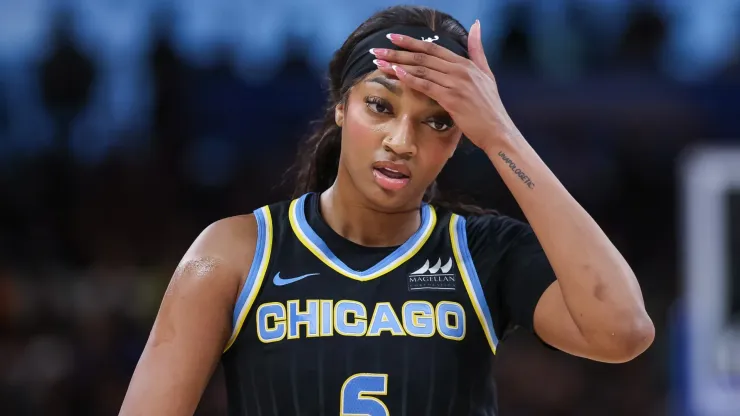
[372,21,654,362]
[487,137,653,363]
[119,215,257,415]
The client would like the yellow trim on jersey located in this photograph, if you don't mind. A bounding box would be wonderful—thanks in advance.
[288,195,437,281]
[449,214,499,355]
[223,206,273,352]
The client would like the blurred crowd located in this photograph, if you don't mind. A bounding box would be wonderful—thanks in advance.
[0,1,739,415]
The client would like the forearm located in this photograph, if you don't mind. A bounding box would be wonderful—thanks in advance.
[484,132,651,343]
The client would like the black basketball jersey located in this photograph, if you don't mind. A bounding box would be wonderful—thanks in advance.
[221,193,557,415]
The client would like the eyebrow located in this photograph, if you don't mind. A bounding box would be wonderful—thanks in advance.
[366,76,401,95]
[365,76,440,106]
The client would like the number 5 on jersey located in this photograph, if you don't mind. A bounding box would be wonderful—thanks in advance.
[340,373,389,416]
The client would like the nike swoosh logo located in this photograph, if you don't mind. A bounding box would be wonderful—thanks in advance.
[273,272,320,286]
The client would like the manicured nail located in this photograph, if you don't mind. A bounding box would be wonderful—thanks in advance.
[386,33,403,42]
[370,48,388,57]
[392,65,407,77]
[373,59,391,68]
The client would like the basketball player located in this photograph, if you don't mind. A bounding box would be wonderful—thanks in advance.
[121,6,654,415]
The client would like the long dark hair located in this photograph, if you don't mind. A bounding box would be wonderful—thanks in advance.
[289,5,495,216]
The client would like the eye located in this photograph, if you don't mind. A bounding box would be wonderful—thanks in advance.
[426,118,454,132]
[365,96,392,115]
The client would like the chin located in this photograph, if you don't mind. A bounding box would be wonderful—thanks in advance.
[364,184,424,213]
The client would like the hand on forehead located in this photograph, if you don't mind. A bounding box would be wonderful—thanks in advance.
[341,25,468,90]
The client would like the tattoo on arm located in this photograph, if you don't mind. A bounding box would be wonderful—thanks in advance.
[497,151,535,189]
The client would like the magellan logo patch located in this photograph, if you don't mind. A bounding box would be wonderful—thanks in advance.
[407,258,456,291]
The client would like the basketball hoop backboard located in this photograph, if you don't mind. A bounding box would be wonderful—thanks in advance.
[680,145,740,415]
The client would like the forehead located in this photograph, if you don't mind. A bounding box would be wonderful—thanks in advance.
[356,71,440,107]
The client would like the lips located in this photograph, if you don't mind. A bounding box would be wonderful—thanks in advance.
[374,167,408,179]
[372,161,411,191]
[372,161,411,177]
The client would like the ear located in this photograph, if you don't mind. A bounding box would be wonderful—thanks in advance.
[335,102,345,127]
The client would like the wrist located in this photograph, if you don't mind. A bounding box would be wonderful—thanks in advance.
[487,138,538,191]
[482,127,524,159]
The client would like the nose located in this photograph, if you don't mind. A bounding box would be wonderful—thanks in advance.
[382,118,417,158]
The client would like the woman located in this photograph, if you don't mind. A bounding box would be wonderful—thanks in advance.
[121,6,654,415]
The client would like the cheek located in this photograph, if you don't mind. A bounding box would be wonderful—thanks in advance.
[429,135,459,159]
[343,103,385,150]
[417,136,459,175]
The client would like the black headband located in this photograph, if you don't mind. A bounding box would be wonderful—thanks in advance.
[340,25,469,89]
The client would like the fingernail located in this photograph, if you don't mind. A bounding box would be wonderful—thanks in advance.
[392,65,406,77]
[370,48,387,57]
[387,33,403,42]
[373,59,391,68]
[475,19,480,27]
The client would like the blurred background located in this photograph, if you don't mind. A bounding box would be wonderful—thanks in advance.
[0,0,739,415]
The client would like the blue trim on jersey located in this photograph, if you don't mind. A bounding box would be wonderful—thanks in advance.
[224,206,273,352]
[450,214,499,354]
[289,193,436,280]
[232,209,266,325]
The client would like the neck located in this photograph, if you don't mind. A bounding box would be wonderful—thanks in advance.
[320,182,421,248]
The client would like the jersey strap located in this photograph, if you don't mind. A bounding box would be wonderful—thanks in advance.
[288,194,437,281]
[224,205,274,352]
[450,214,500,355]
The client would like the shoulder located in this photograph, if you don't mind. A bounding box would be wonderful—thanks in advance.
[179,214,259,283]
[452,212,539,279]
[182,196,294,272]
[186,196,293,261]
[463,213,532,250]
